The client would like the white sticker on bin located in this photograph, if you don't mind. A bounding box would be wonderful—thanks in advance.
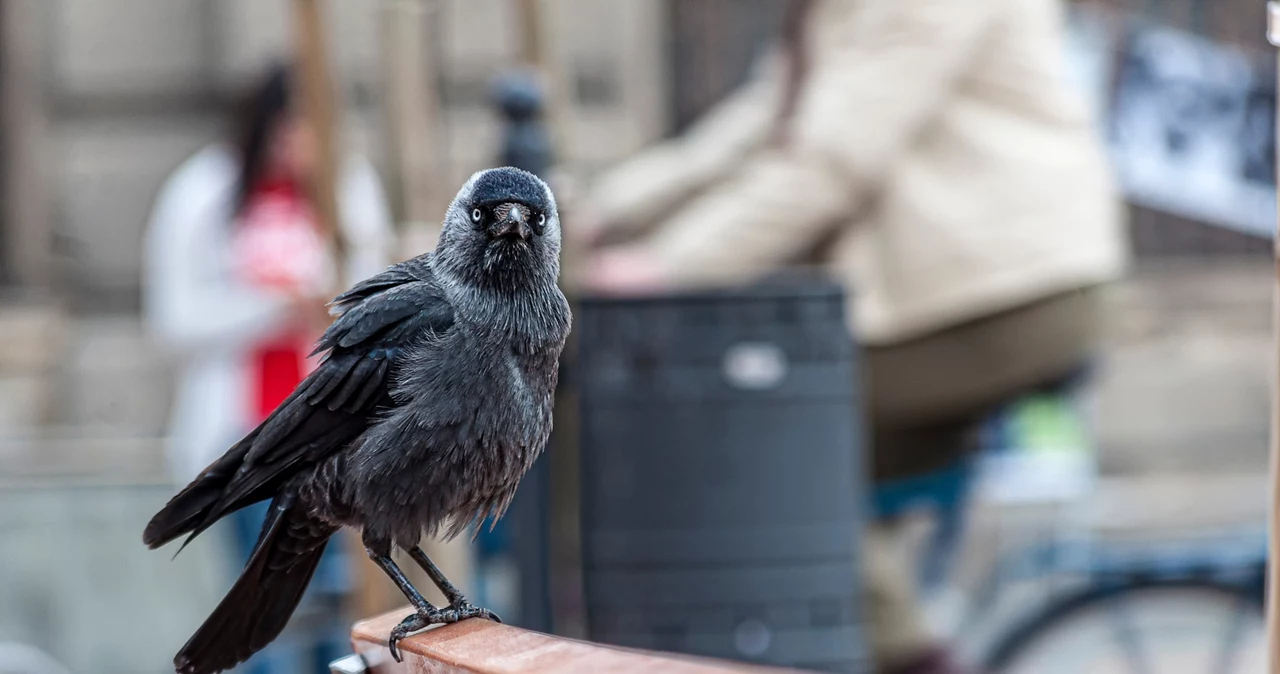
[722,342,788,390]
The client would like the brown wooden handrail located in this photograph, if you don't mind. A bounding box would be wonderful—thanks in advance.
[348,609,806,673]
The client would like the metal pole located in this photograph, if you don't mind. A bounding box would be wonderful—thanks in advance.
[516,0,544,68]
[292,0,347,266]
[488,0,568,633]
[293,0,374,622]
[380,0,446,250]
[377,0,474,611]
[1266,5,1280,672]
[490,70,555,632]
[513,0,571,167]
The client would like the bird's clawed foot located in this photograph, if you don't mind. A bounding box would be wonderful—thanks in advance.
[449,599,502,624]
[386,603,503,662]
[388,612,428,662]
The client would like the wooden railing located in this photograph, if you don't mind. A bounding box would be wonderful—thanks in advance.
[338,609,805,674]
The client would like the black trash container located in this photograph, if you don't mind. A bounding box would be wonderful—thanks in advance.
[578,281,869,673]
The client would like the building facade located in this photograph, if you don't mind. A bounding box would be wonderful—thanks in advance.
[0,0,670,307]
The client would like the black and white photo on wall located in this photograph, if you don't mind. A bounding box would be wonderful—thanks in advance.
[1103,21,1276,238]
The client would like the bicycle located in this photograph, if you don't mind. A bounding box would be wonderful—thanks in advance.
[870,365,1269,673]
[978,531,1266,673]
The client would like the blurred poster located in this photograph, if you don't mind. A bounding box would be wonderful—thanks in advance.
[1105,22,1277,237]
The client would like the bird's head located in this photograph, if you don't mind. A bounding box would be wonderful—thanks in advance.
[435,167,561,289]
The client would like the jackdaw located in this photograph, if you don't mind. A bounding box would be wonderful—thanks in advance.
[143,166,572,673]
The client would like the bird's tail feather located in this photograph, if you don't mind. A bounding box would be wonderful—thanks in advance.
[174,494,336,674]
[143,428,262,550]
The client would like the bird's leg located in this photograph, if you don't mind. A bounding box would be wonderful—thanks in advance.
[365,547,434,612]
[364,546,455,661]
[407,546,502,623]
[405,546,466,606]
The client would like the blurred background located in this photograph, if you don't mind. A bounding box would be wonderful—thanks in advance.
[0,1,1275,673]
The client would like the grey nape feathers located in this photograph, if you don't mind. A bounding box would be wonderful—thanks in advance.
[143,167,572,673]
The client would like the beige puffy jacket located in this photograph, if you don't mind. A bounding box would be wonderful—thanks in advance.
[589,0,1127,345]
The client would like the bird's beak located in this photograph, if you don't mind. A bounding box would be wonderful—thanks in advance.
[494,203,533,241]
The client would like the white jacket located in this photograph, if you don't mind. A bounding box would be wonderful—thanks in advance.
[591,0,1127,344]
[144,144,393,482]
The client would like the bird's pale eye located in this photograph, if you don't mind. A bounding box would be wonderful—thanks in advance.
[537,213,546,227]
[470,208,483,224]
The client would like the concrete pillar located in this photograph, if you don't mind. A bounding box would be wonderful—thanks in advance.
[1,0,54,293]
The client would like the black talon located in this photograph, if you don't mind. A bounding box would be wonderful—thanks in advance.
[450,601,502,624]
[389,612,427,662]
[384,601,501,661]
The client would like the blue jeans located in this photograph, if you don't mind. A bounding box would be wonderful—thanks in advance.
[229,501,351,674]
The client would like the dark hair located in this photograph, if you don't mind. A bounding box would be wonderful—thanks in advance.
[231,63,294,216]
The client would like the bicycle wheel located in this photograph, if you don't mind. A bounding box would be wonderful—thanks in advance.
[983,579,1265,674]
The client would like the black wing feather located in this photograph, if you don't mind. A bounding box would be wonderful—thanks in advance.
[302,354,359,406]
[348,359,390,412]
[328,356,381,412]
[143,259,454,550]
[329,263,420,306]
